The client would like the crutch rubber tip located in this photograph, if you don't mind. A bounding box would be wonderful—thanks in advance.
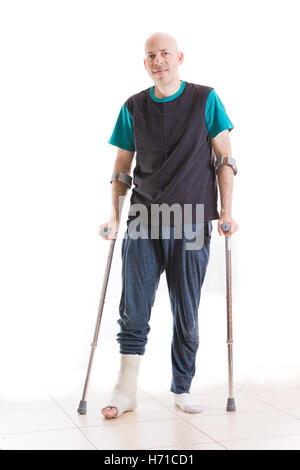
[226,398,236,412]
[77,400,87,415]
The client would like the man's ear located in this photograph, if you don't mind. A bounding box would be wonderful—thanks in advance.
[178,52,184,64]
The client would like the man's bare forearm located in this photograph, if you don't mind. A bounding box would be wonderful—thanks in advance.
[217,164,234,217]
[211,129,235,221]
[110,181,129,222]
[109,148,135,223]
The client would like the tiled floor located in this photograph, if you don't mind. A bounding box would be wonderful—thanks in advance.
[2,381,300,450]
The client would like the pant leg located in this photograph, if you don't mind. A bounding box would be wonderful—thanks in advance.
[117,224,164,355]
[163,222,212,393]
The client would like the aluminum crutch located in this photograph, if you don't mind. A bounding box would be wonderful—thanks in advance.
[77,226,116,415]
[221,222,236,412]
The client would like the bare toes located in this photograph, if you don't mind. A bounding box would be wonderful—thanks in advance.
[101,406,118,419]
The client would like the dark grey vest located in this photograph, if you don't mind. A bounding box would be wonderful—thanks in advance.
[125,81,219,226]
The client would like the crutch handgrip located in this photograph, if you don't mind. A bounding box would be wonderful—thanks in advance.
[100,226,118,238]
[100,226,111,236]
[221,222,231,233]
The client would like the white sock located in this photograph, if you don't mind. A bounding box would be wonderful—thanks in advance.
[106,354,141,416]
[173,392,204,414]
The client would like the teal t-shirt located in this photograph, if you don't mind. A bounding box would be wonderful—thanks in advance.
[108,82,234,152]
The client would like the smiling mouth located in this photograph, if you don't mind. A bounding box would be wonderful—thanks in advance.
[153,69,168,73]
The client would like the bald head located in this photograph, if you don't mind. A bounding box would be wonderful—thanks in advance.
[144,32,179,56]
[144,32,183,87]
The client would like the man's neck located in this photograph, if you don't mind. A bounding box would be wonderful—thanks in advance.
[153,78,182,99]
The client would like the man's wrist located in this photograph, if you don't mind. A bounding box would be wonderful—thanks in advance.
[220,209,232,218]
[110,215,120,222]
[110,208,121,222]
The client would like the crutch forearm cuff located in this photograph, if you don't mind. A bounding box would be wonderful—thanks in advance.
[215,156,238,175]
[110,171,133,188]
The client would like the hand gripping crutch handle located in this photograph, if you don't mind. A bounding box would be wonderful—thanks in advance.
[221,222,231,233]
[100,226,114,237]
[77,226,117,415]
[221,222,236,412]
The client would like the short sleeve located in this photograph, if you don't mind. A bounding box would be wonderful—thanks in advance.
[205,90,234,139]
[108,103,135,152]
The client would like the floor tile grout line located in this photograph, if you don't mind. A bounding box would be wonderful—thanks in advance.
[48,406,285,431]
[77,417,180,429]
[71,416,183,430]
[234,387,282,408]
[144,442,228,450]
[143,386,277,404]
[164,413,300,449]
[218,431,300,444]
[235,384,300,393]
[218,442,229,450]
[56,397,158,408]
[142,390,283,417]
[7,389,277,415]
[173,413,228,448]
[48,392,186,429]
[143,394,300,448]
[233,388,300,420]
[104,400,277,425]
[44,388,300,449]
[0,425,83,438]
[54,388,300,423]
[142,395,226,447]
[273,409,300,422]
[148,402,282,417]
[47,392,98,450]
[139,393,199,420]
[0,405,62,414]
[16,398,299,449]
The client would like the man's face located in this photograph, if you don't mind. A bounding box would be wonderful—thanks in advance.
[144,36,183,85]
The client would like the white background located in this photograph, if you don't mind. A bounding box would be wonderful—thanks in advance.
[1,0,300,400]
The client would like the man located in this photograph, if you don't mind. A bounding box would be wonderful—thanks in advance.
[99,32,238,419]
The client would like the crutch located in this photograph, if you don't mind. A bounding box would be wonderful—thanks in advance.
[221,222,236,412]
[77,226,115,415]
